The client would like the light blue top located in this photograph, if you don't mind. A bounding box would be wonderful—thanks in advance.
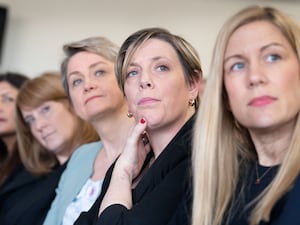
[43,141,102,225]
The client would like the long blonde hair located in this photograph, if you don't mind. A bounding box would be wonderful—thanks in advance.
[192,5,300,225]
[16,72,99,175]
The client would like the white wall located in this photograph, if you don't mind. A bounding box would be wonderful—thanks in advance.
[0,0,299,78]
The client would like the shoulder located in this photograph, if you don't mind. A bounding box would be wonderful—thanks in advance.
[69,141,102,163]
[270,174,300,225]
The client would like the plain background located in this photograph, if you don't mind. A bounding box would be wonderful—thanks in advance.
[0,0,299,78]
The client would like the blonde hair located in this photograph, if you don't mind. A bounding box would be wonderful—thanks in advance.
[16,72,99,175]
[192,5,300,225]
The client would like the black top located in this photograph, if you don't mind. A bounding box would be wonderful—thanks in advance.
[227,162,300,225]
[74,116,195,225]
[0,163,66,225]
[0,139,7,167]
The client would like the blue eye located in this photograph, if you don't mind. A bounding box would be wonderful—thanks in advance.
[266,54,281,62]
[95,70,104,77]
[231,62,245,71]
[1,95,14,103]
[157,65,168,72]
[72,79,82,87]
[41,105,50,114]
[127,70,138,77]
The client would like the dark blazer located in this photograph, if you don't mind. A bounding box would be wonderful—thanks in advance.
[74,116,195,225]
[0,163,66,225]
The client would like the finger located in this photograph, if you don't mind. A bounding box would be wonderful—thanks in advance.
[126,117,148,147]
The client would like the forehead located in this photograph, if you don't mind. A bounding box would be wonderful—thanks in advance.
[67,52,112,72]
[226,20,290,54]
[130,38,178,62]
[0,81,18,94]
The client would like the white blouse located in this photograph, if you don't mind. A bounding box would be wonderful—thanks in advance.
[62,178,103,225]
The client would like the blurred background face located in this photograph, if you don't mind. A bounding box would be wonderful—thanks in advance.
[0,81,19,136]
[21,100,78,155]
[67,51,125,123]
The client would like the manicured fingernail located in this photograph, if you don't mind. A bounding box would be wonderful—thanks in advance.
[140,118,146,124]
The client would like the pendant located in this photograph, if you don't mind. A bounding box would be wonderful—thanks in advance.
[255,178,260,185]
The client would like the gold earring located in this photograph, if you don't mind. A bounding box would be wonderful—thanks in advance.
[188,99,195,107]
[127,112,133,118]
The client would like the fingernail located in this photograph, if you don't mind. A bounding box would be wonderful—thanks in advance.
[140,118,146,124]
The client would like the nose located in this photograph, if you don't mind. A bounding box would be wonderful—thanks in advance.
[34,116,47,132]
[84,76,97,93]
[139,72,154,89]
[248,62,268,88]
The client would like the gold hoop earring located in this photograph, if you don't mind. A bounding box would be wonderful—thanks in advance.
[127,112,133,118]
[188,99,195,107]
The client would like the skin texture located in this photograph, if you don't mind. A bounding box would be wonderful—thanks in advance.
[125,39,198,155]
[224,21,300,165]
[67,51,125,124]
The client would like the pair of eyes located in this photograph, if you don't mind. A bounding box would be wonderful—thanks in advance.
[127,65,169,77]
[70,70,105,87]
[24,105,51,126]
[228,54,281,72]
[0,95,15,104]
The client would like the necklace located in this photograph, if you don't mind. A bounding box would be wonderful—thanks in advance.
[255,162,273,185]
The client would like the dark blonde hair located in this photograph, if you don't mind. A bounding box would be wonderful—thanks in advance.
[193,5,300,225]
[61,36,119,97]
[116,27,202,109]
[16,72,99,175]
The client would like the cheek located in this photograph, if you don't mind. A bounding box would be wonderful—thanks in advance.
[124,85,136,108]
[30,129,41,142]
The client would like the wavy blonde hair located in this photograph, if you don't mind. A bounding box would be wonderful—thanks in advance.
[192,5,300,225]
[16,72,99,175]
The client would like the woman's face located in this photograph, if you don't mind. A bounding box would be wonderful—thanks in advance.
[224,21,300,133]
[0,81,19,136]
[67,51,125,122]
[21,100,78,156]
[124,38,198,130]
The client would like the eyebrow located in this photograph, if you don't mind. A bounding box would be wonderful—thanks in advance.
[68,61,108,77]
[224,42,284,64]
[0,91,14,96]
[128,56,168,67]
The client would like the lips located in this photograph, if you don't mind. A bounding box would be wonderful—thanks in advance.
[84,95,102,105]
[248,96,277,107]
[42,131,55,140]
[138,97,160,105]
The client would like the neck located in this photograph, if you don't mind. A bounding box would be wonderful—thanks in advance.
[148,111,193,159]
[55,143,79,165]
[92,106,135,161]
[249,121,294,166]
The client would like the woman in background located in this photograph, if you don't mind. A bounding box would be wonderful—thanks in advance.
[0,72,29,181]
[192,5,300,225]
[43,36,134,225]
[0,72,98,225]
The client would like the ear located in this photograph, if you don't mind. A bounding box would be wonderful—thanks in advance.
[188,70,206,100]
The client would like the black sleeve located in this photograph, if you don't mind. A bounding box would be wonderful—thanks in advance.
[97,159,190,225]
